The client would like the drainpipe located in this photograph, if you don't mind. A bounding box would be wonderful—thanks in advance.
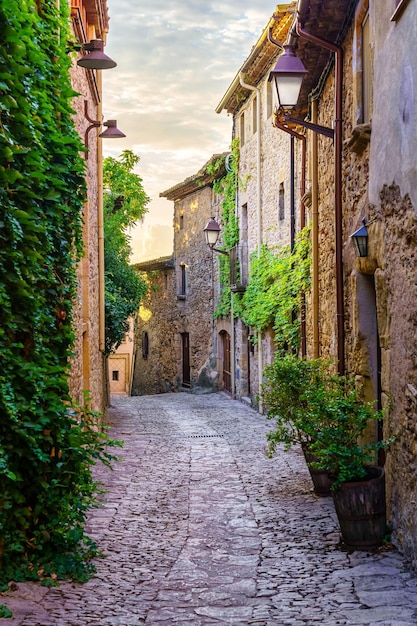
[311,99,320,358]
[273,120,307,357]
[96,70,107,399]
[239,73,264,407]
[290,136,295,251]
[295,16,344,375]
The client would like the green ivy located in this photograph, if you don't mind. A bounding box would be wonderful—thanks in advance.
[238,228,311,353]
[207,139,240,318]
[0,0,118,588]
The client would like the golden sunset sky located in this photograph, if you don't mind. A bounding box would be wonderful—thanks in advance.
[102,1,286,262]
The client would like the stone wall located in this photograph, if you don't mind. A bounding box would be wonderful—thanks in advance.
[231,76,301,404]
[368,0,417,567]
[133,182,220,395]
[132,269,179,395]
[67,29,105,413]
[301,1,417,569]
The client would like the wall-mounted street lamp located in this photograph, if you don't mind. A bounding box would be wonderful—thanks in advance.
[203,217,229,255]
[204,216,235,399]
[350,218,368,257]
[83,101,126,157]
[77,39,117,70]
[269,43,334,139]
[269,22,344,375]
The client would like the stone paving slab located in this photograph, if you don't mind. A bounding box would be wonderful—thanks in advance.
[1,392,417,625]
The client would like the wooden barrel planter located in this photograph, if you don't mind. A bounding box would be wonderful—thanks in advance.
[332,466,386,550]
[302,446,332,497]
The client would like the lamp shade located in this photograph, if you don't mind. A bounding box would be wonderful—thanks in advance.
[99,120,126,139]
[77,40,117,70]
[269,44,308,110]
[204,217,221,247]
[350,219,368,257]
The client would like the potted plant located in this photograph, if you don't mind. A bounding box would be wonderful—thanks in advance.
[261,354,334,496]
[309,376,394,550]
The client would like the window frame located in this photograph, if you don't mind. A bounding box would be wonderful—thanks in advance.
[391,0,411,21]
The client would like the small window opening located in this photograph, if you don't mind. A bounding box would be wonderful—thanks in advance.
[240,113,245,147]
[279,182,285,221]
[142,331,149,359]
[180,264,186,296]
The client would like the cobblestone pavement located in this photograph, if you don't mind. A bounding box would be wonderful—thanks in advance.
[2,392,417,626]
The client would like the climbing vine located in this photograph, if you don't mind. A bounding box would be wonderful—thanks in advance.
[238,228,311,354]
[207,139,241,318]
[0,0,119,588]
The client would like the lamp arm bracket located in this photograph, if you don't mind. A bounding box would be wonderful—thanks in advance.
[84,99,101,125]
[285,114,334,139]
[211,247,229,256]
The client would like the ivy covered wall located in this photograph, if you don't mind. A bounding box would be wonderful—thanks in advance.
[0,0,109,583]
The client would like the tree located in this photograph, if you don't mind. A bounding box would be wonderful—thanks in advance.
[103,150,149,354]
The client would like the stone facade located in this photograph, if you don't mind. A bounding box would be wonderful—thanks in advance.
[67,0,112,413]
[365,0,417,569]
[132,157,227,395]
[287,0,417,568]
[215,0,417,568]
[216,4,298,405]
[131,258,178,395]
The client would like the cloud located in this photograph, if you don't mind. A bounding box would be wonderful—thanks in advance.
[102,0,284,260]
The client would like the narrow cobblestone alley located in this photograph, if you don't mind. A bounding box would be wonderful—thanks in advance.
[2,392,417,626]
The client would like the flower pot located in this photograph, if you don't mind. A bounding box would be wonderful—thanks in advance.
[331,466,386,550]
[302,446,332,497]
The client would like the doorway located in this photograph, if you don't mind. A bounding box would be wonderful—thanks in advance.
[356,273,383,461]
[220,330,232,393]
[181,332,191,388]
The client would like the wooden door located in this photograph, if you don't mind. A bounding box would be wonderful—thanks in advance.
[182,333,191,388]
[221,331,231,393]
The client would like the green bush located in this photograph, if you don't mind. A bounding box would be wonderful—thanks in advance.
[261,355,333,454]
[262,355,393,490]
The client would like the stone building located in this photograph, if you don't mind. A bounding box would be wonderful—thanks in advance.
[214,0,417,569]
[108,317,136,395]
[132,156,227,395]
[274,0,417,567]
[68,0,119,413]
[215,3,299,405]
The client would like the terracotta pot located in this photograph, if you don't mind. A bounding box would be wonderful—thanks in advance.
[332,466,386,550]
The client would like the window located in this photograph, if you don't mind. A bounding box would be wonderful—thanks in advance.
[239,112,245,147]
[142,331,149,359]
[353,2,373,126]
[279,182,285,221]
[178,263,186,298]
[180,214,184,230]
[252,96,257,134]
[112,370,119,381]
[361,11,372,123]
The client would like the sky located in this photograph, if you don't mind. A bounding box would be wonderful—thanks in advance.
[102,1,284,262]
